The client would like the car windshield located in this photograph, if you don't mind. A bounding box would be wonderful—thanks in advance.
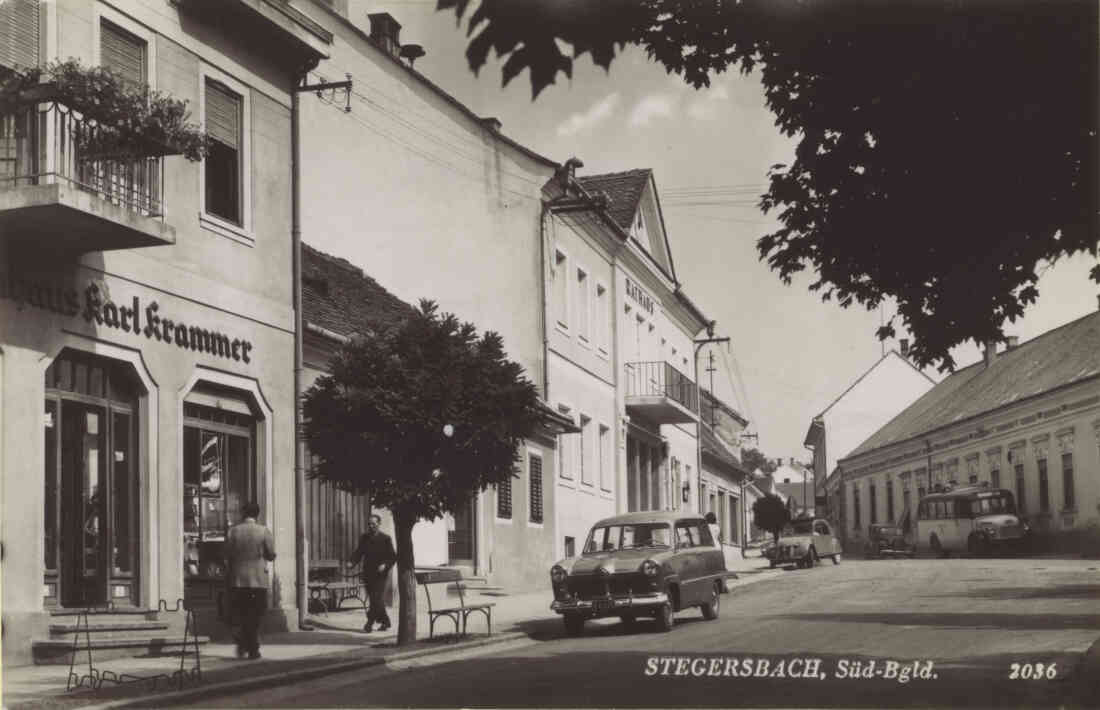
[969,492,1017,516]
[583,523,672,553]
[782,520,814,535]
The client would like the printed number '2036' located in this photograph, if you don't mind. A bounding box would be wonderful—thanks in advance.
[1009,663,1057,680]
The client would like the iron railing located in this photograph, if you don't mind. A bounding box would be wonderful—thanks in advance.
[1,101,164,218]
[624,361,699,413]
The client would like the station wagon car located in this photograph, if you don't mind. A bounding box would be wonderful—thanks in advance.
[549,512,735,635]
[763,517,841,568]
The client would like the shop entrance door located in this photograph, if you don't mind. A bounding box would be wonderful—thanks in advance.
[59,402,108,607]
[45,351,140,609]
[448,497,476,567]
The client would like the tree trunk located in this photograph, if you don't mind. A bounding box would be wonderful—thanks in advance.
[392,506,418,645]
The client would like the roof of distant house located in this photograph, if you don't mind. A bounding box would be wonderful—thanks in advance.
[775,482,811,510]
[844,310,1100,461]
[302,243,415,340]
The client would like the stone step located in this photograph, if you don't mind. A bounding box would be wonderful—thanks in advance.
[33,636,210,665]
[48,622,172,640]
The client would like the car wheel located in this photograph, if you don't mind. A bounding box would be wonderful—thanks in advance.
[654,602,674,632]
[967,533,983,556]
[809,547,818,567]
[831,552,841,565]
[701,582,720,620]
[563,614,585,637]
[619,613,636,627]
[930,534,948,558]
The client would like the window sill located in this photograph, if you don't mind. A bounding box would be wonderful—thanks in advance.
[495,516,513,525]
[200,212,254,246]
[526,520,545,529]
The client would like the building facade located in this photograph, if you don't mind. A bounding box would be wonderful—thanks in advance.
[837,312,1100,549]
[803,349,935,516]
[294,3,565,591]
[545,166,711,560]
[698,389,751,549]
[1,0,329,665]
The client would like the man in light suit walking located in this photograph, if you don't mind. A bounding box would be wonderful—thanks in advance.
[224,501,275,659]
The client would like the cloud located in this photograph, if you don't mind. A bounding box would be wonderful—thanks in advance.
[629,94,675,127]
[686,85,731,121]
[557,93,621,136]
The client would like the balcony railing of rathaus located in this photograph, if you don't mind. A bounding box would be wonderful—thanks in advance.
[624,361,699,414]
[0,100,165,219]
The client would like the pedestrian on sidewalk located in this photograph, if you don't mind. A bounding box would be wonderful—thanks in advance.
[224,501,276,660]
[347,513,396,633]
[705,512,723,549]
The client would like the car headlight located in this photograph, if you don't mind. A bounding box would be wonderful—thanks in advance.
[642,559,660,577]
[550,565,567,584]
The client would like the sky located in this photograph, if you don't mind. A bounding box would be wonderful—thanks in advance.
[351,0,1099,464]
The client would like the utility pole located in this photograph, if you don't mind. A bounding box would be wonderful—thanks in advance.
[694,330,730,513]
[292,72,351,630]
[705,351,717,426]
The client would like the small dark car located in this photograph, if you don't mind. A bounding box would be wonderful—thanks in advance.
[549,511,735,636]
[863,523,916,558]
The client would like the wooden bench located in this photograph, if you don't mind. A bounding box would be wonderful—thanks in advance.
[308,561,366,614]
[415,567,494,639]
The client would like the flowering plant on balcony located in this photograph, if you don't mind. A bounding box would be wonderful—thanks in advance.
[0,59,210,162]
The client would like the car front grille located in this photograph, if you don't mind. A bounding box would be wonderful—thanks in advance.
[568,574,651,600]
[998,525,1022,539]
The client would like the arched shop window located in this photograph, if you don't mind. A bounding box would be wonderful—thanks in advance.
[44,349,142,608]
[182,390,256,589]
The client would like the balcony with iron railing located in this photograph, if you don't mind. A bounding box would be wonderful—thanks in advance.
[623,361,699,425]
[0,95,176,252]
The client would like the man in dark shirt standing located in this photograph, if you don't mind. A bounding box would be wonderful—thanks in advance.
[347,513,396,632]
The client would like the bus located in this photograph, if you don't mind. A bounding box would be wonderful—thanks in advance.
[916,484,1029,556]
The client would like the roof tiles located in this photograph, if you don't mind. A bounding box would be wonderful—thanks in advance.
[577,169,651,230]
[845,310,1100,460]
[302,243,415,340]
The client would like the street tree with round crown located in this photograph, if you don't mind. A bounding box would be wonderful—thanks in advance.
[753,493,792,546]
[302,300,543,645]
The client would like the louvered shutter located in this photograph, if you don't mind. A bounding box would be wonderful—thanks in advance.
[205,80,241,150]
[0,0,40,72]
[100,20,146,85]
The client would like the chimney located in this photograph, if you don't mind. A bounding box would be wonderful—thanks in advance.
[1005,335,1019,350]
[900,338,909,357]
[790,456,795,466]
[557,156,584,189]
[480,117,502,132]
[983,340,996,368]
[368,13,402,59]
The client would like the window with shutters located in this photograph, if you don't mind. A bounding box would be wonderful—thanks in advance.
[100,20,146,86]
[199,67,251,241]
[0,0,39,72]
[497,469,513,520]
[205,80,241,225]
[529,452,543,524]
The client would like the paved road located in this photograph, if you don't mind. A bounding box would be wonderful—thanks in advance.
[188,557,1099,708]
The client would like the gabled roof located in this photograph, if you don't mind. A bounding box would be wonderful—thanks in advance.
[845,310,1100,460]
[577,169,651,230]
[815,350,936,422]
[302,243,415,340]
[577,168,679,285]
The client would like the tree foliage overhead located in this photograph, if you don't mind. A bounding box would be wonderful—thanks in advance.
[303,299,542,520]
[442,0,1098,371]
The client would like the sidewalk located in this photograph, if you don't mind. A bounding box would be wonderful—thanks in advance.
[2,560,780,709]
